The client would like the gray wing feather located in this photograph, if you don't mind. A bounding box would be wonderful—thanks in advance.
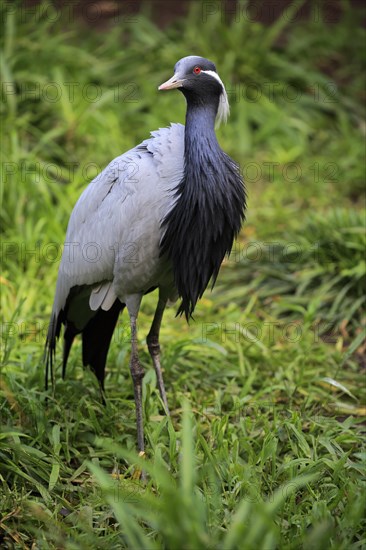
[49,123,185,325]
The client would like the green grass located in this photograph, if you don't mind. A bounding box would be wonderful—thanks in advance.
[1,1,365,548]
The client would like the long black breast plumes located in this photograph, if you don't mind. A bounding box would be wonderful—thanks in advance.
[160,138,246,319]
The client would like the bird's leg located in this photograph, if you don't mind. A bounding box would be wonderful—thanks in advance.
[129,313,145,453]
[146,296,170,415]
[98,380,107,407]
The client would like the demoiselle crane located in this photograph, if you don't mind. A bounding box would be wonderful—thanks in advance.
[46,56,246,452]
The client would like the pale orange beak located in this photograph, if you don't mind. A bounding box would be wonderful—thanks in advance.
[158,74,185,91]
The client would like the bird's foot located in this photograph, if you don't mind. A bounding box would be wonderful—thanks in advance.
[132,451,147,481]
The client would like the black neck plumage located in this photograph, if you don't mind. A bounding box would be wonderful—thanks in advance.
[160,98,247,320]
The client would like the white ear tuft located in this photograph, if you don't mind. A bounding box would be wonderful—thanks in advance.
[201,69,230,126]
[216,85,230,127]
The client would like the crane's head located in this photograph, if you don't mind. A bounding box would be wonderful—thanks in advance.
[158,56,229,126]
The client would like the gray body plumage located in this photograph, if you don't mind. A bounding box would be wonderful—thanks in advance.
[49,123,184,335]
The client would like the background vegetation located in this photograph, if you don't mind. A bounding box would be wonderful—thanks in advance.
[1,1,365,548]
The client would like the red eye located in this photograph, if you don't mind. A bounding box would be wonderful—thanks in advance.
[193,66,201,74]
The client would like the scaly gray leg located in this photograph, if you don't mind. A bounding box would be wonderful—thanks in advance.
[146,295,170,415]
[129,313,145,452]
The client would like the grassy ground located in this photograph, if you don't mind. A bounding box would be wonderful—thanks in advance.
[1,1,365,548]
